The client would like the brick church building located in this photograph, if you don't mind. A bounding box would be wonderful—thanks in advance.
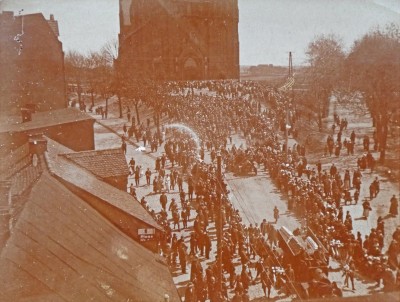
[117,0,239,80]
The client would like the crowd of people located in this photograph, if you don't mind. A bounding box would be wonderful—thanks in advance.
[118,79,399,301]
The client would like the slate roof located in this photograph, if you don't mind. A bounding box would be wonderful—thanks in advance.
[0,108,94,133]
[61,148,130,179]
[45,137,162,231]
[0,172,180,302]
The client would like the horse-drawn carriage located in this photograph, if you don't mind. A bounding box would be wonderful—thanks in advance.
[277,226,333,299]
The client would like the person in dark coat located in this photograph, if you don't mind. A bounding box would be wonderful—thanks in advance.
[129,158,135,174]
[160,192,167,211]
[179,239,188,274]
[260,219,268,237]
[153,176,158,193]
[273,206,279,223]
[261,268,273,298]
[145,168,151,185]
[178,174,184,192]
[389,195,398,216]
[134,166,140,186]
[362,200,372,219]
[121,140,127,154]
[204,232,212,259]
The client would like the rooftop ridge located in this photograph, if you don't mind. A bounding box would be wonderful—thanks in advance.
[59,147,130,180]
[60,147,124,157]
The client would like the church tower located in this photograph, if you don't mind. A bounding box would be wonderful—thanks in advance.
[118,0,239,80]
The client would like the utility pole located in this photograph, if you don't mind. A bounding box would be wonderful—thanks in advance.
[285,51,293,159]
[216,151,223,294]
[288,51,293,77]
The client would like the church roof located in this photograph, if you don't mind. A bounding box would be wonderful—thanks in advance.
[0,172,180,302]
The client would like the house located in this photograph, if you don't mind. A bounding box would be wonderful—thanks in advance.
[0,108,95,159]
[0,171,180,302]
[0,11,66,115]
[0,135,180,302]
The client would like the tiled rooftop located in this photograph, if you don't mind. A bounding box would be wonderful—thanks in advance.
[0,143,30,180]
[61,148,130,179]
[45,137,162,231]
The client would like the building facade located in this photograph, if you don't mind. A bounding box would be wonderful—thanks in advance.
[118,0,239,80]
[0,12,66,116]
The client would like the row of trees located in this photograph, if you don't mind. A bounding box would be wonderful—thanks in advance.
[64,40,169,134]
[304,23,400,162]
[64,42,115,112]
[65,24,399,163]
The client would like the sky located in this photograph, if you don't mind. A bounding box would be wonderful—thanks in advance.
[1,0,399,66]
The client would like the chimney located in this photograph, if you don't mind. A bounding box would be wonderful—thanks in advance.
[0,181,11,251]
[50,14,54,21]
[21,108,32,123]
[28,134,47,157]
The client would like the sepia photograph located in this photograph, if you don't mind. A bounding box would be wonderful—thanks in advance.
[0,0,399,301]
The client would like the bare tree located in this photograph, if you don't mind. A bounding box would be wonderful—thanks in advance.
[101,39,124,117]
[64,50,86,106]
[101,38,119,66]
[305,34,346,129]
[85,51,103,108]
[346,24,400,162]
